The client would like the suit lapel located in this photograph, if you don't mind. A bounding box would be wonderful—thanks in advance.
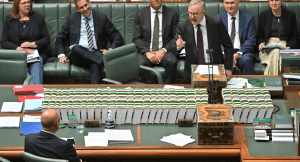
[206,15,213,50]
[145,7,151,40]
[162,6,166,38]
[220,12,228,31]
[265,9,273,39]
[187,20,197,60]
[92,11,99,45]
[281,9,289,40]
[239,11,245,41]
[29,13,35,42]
[75,12,81,44]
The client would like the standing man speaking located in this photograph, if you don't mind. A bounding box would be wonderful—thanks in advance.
[176,0,234,83]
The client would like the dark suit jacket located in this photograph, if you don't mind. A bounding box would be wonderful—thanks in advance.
[1,12,50,62]
[257,7,298,49]
[132,5,178,54]
[217,10,259,61]
[24,131,80,162]
[55,11,123,58]
[176,15,234,83]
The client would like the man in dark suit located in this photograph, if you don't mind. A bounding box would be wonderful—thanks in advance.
[133,0,178,84]
[216,0,258,75]
[24,109,81,162]
[176,0,234,83]
[55,0,123,84]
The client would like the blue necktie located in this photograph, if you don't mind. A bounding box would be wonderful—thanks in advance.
[230,17,236,46]
[85,18,95,50]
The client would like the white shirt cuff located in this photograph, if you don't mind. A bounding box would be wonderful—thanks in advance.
[58,54,65,59]
[237,52,243,56]
[162,48,167,53]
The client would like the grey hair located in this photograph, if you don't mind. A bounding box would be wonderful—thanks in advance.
[189,0,206,11]
[74,0,90,8]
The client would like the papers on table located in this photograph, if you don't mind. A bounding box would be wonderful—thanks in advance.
[195,65,219,75]
[283,75,300,80]
[160,133,195,146]
[24,99,43,113]
[0,117,20,127]
[61,137,75,146]
[227,78,248,88]
[105,129,134,144]
[163,85,185,89]
[1,102,23,112]
[84,132,108,147]
[23,115,41,122]
[18,96,44,102]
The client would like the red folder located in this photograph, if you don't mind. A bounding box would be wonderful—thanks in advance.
[18,96,44,102]
[12,84,44,95]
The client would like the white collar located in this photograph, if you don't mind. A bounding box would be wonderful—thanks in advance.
[81,11,93,20]
[193,15,206,28]
[150,6,163,13]
[42,129,56,136]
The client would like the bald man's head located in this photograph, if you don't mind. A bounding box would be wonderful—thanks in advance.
[41,109,60,132]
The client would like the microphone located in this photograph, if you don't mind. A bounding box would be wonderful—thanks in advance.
[206,49,217,104]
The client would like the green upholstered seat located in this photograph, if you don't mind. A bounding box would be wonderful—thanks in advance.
[0,156,10,162]
[2,2,300,82]
[0,50,32,84]
[102,43,163,84]
[22,152,69,162]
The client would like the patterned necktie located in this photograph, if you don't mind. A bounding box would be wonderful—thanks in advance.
[197,24,205,64]
[85,17,95,50]
[230,17,236,46]
[152,11,159,52]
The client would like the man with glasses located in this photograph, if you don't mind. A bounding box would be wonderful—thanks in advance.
[133,0,178,84]
[176,0,234,83]
[217,0,258,75]
[25,109,81,162]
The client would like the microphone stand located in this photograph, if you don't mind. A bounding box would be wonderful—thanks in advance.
[206,49,218,104]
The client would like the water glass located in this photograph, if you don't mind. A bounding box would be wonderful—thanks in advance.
[76,123,84,134]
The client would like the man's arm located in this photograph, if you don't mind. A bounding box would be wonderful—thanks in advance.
[55,16,70,57]
[64,142,81,162]
[132,11,150,55]
[218,18,234,70]
[256,13,265,47]
[104,15,123,49]
[239,15,256,54]
[163,10,179,52]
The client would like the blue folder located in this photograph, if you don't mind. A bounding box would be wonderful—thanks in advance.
[20,122,42,135]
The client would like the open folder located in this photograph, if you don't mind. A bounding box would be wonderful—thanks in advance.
[20,122,42,135]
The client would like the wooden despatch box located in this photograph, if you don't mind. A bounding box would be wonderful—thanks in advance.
[196,104,234,145]
[191,64,227,101]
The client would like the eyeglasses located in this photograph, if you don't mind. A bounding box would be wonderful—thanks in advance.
[19,2,31,5]
[188,11,203,17]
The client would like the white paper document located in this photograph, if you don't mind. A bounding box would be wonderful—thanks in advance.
[163,85,185,89]
[195,65,219,75]
[23,115,41,122]
[0,117,20,127]
[1,102,23,112]
[227,78,248,88]
[160,133,195,147]
[105,129,134,144]
[84,133,108,147]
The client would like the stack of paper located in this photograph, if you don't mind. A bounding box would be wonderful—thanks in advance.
[160,133,195,146]
[254,130,269,141]
[272,130,294,142]
[84,132,108,147]
[1,102,23,112]
[23,115,41,122]
[27,49,40,63]
[105,129,134,144]
[24,99,43,113]
[0,117,21,127]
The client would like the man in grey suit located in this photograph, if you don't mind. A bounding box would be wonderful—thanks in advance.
[176,0,234,83]
[133,0,178,84]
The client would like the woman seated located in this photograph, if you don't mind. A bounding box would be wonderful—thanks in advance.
[257,0,298,75]
[1,0,50,84]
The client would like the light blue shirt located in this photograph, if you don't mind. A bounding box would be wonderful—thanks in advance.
[58,11,98,59]
[42,129,56,136]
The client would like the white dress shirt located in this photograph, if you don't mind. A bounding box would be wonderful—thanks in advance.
[227,10,242,55]
[150,7,166,52]
[193,16,210,63]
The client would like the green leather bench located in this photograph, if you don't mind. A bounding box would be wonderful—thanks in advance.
[0,2,299,83]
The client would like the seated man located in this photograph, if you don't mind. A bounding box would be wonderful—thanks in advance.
[56,0,123,84]
[216,0,259,75]
[133,0,178,84]
[24,109,81,162]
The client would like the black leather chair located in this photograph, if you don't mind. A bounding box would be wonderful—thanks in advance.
[22,152,69,162]
[102,43,163,84]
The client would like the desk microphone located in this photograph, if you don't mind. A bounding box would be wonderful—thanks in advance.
[206,49,217,104]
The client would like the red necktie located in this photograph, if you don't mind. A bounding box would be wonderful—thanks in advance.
[197,24,205,64]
